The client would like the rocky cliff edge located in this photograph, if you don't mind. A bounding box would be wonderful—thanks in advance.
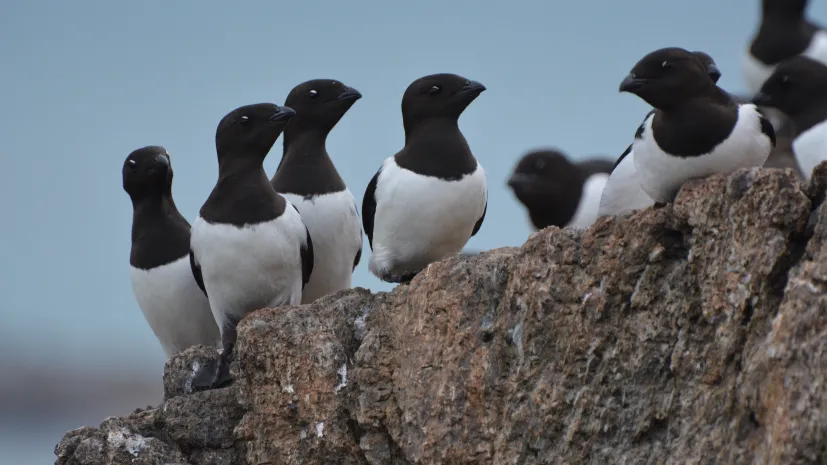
[56,165,827,465]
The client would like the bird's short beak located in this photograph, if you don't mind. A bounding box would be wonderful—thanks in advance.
[337,86,362,102]
[619,73,647,93]
[507,173,533,189]
[269,105,297,122]
[154,153,170,166]
[457,80,487,97]
[706,64,722,83]
[752,91,773,107]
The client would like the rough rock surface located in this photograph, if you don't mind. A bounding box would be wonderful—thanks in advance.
[56,166,827,465]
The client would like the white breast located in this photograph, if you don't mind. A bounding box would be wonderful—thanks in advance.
[792,119,827,181]
[633,105,773,203]
[281,189,363,304]
[190,208,308,330]
[743,30,827,95]
[566,172,609,228]
[368,157,487,280]
[130,256,221,359]
[598,150,655,217]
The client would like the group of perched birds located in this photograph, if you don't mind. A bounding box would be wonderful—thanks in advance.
[125,73,486,389]
[125,0,827,391]
[507,0,827,231]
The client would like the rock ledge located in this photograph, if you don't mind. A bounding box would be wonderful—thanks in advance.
[56,166,827,465]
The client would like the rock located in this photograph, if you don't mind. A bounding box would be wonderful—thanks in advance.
[56,166,827,464]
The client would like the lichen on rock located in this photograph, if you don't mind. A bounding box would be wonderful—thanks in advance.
[56,166,827,465]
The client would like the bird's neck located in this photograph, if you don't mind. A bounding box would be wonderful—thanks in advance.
[131,195,185,239]
[790,100,827,133]
[217,154,266,181]
[280,129,330,166]
[404,118,461,144]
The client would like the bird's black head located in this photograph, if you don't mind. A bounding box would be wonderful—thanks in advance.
[284,79,361,138]
[401,73,486,133]
[762,0,808,18]
[507,149,584,229]
[122,145,173,201]
[215,103,296,162]
[753,56,827,116]
[691,50,722,84]
[619,47,717,110]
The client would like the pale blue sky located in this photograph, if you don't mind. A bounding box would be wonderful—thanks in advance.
[2,0,823,375]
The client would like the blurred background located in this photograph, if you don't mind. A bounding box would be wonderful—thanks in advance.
[2,0,824,462]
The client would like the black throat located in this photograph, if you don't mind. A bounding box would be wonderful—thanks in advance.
[523,175,584,230]
[201,155,286,227]
[130,195,192,269]
[750,16,818,65]
[395,119,478,180]
[789,98,827,133]
[270,129,346,197]
[650,91,739,158]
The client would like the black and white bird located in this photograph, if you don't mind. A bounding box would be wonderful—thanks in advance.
[744,0,827,95]
[190,103,313,390]
[619,47,776,204]
[362,73,488,284]
[270,79,363,304]
[507,150,613,230]
[599,51,724,217]
[753,56,827,180]
[123,146,221,359]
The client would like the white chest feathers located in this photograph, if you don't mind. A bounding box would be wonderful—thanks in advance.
[281,189,362,304]
[130,256,220,359]
[743,30,827,94]
[598,150,655,217]
[368,158,487,280]
[793,119,827,181]
[632,105,773,203]
[566,172,609,228]
[190,209,308,330]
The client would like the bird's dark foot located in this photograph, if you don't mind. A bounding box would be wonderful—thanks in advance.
[653,201,668,209]
[191,354,234,392]
[397,272,417,283]
[380,271,419,284]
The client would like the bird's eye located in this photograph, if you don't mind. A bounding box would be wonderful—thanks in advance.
[535,161,546,170]
[661,61,671,69]
[308,89,318,98]
[240,115,249,125]
[428,85,441,95]
[781,75,790,84]
[127,159,137,168]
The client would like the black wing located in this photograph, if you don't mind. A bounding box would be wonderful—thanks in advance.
[471,198,487,237]
[612,144,634,171]
[758,110,777,148]
[189,250,207,297]
[300,225,314,289]
[634,109,655,141]
[353,247,362,271]
[352,198,362,270]
[361,168,381,250]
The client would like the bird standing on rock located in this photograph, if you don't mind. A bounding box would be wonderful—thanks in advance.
[189,103,313,391]
[362,73,488,284]
[271,79,364,304]
[754,56,827,181]
[507,150,613,230]
[619,47,776,205]
[123,146,221,359]
[599,50,725,217]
